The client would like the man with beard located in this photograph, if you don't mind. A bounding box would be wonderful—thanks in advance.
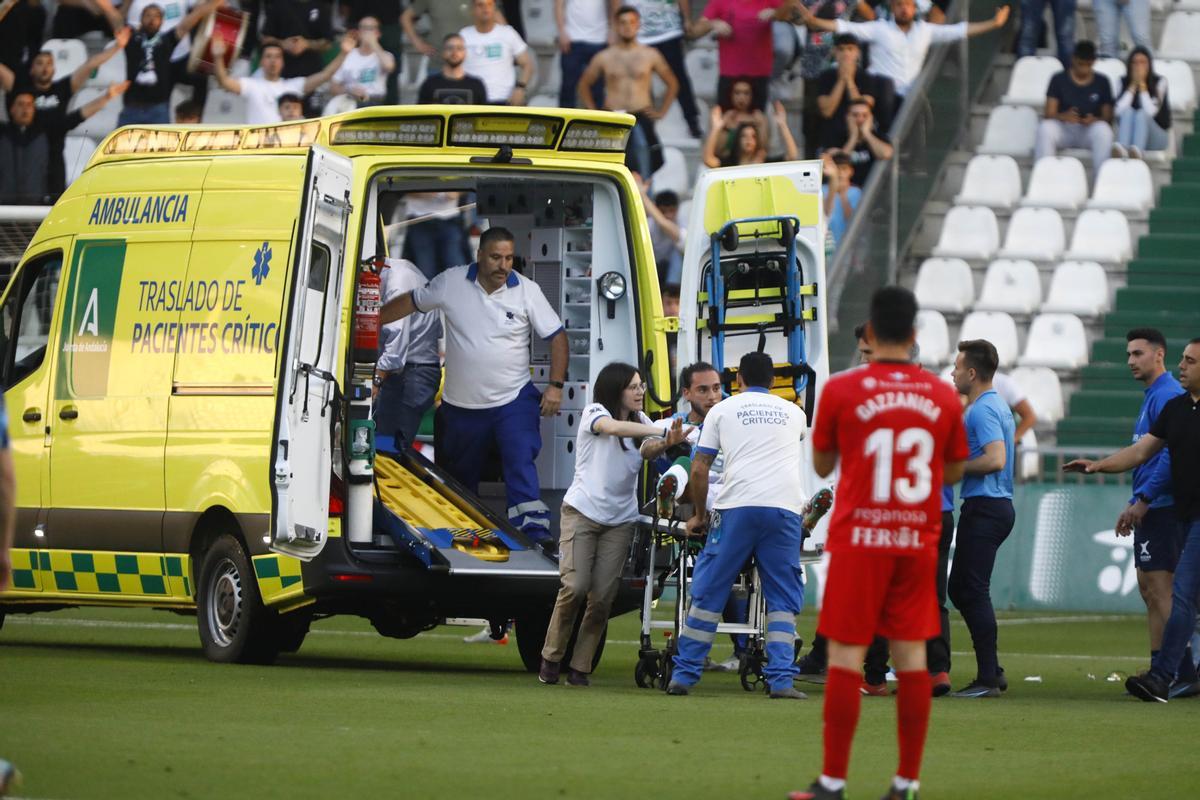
[417,33,488,105]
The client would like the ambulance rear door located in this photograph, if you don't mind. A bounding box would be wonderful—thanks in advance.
[270,145,353,560]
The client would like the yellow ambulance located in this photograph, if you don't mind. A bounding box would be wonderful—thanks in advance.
[0,106,827,668]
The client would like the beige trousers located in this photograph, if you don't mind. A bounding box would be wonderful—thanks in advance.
[541,504,635,673]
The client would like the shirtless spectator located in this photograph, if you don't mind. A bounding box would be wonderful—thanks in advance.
[711,78,769,165]
[578,5,678,180]
[212,34,354,124]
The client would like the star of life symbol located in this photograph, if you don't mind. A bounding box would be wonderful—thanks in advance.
[252,241,272,285]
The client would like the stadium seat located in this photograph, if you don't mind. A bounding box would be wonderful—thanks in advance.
[915,309,951,366]
[914,258,975,313]
[1021,156,1088,210]
[400,53,430,98]
[63,135,98,184]
[1010,366,1065,423]
[684,48,720,103]
[1041,261,1110,315]
[1088,158,1154,212]
[1019,313,1089,369]
[528,93,558,107]
[536,54,562,96]
[1158,12,1200,61]
[1156,59,1198,112]
[42,38,87,81]
[974,259,1042,314]
[1000,56,1063,105]
[68,87,120,139]
[960,310,1020,367]
[931,206,1000,260]
[955,155,1022,208]
[522,0,558,47]
[657,97,707,145]
[978,105,1039,157]
[999,207,1065,261]
[1064,209,1132,262]
[651,146,690,197]
[1093,58,1126,97]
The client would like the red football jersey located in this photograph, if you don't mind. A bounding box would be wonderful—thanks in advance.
[811,361,969,556]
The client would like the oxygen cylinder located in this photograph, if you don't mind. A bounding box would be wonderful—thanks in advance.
[354,260,384,363]
[346,415,375,544]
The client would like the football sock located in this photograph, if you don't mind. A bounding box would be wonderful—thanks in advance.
[822,666,862,781]
[818,775,846,792]
[896,670,933,782]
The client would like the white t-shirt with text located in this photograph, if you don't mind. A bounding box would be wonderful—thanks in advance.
[565,403,658,525]
[334,48,388,100]
[238,75,307,125]
[459,23,528,102]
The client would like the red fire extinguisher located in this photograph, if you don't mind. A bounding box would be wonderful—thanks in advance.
[354,257,386,363]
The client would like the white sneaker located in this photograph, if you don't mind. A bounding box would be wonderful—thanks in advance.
[714,655,741,672]
[1111,142,1128,159]
[463,625,507,644]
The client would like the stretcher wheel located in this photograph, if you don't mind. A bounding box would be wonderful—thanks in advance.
[658,643,677,690]
[778,219,795,246]
[739,652,766,693]
[635,655,657,689]
[721,226,739,253]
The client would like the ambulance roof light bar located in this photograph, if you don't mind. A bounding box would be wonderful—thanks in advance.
[103,128,183,155]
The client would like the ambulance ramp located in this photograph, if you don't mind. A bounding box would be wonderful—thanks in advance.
[372,451,559,577]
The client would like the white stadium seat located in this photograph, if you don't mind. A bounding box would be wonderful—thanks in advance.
[1021,156,1089,210]
[522,0,558,47]
[931,206,1000,260]
[62,135,98,185]
[1019,428,1040,481]
[914,258,975,313]
[974,259,1042,314]
[1159,12,1200,61]
[960,310,1020,367]
[41,38,87,81]
[1001,56,1063,105]
[1093,58,1126,97]
[651,146,690,197]
[1041,261,1110,315]
[528,93,558,107]
[1019,313,1089,369]
[684,48,720,103]
[1157,59,1198,113]
[978,104,1039,157]
[999,207,1065,261]
[536,54,562,96]
[1065,209,1132,262]
[915,309,951,366]
[1089,158,1155,212]
[1010,366,1065,423]
[955,155,1022,208]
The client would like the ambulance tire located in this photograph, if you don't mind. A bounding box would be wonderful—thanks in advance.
[197,535,281,665]
[514,611,607,673]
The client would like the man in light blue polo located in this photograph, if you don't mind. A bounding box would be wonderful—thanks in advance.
[378,226,569,545]
[947,338,1015,699]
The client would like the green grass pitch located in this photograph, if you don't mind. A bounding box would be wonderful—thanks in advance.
[1,606,1197,799]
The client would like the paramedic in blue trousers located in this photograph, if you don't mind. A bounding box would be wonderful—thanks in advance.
[373,257,444,450]
[378,227,569,545]
[666,351,809,699]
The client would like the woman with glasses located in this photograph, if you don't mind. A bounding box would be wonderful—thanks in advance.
[538,362,687,687]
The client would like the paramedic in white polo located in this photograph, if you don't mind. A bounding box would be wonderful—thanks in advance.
[378,226,568,544]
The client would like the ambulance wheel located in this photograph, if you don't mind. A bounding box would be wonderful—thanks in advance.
[721,226,739,253]
[197,535,281,665]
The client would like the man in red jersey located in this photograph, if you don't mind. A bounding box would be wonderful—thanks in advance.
[790,286,968,800]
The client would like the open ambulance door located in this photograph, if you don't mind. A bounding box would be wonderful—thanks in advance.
[270,145,353,560]
[675,161,835,547]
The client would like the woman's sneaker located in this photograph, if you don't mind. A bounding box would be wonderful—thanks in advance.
[539,658,561,685]
[566,668,590,687]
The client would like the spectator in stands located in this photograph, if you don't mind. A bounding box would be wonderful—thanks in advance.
[402,0,475,75]
[710,78,769,164]
[1113,46,1171,159]
[1,0,47,73]
[690,0,791,113]
[346,0,402,103]
[460,0,534,105]
[822,149,860,248]
[781,0,851,157]
[1017,0,1076,68]
[113,0,223,126]
[331,16,396,107]
[991,372,1039,443]
[174,98,203,123]
[1034,40,1114,172]
[641,181,686,287]
[702,100,798,168]
[578,5,678,180]
[211,34,354,124]
[0,30,130,196]
[814,33,896,154]
[400,188,471,280]
[0,82,128,204]
[418,34,489,104]
[836,98,894,186]
[1094,0,1150,60]
[277,92,306,120]
[555,0,609,109]
[261,0,333,79]
[52,0,117,39]
[631,0,702,139]
[795,0,1008,102]
[117,0,210,110]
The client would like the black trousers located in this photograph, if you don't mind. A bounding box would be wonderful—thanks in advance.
[652,36,701,133]
[948,497,1015,685]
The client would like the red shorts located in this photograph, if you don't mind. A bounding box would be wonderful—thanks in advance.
[817,549,939,645]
